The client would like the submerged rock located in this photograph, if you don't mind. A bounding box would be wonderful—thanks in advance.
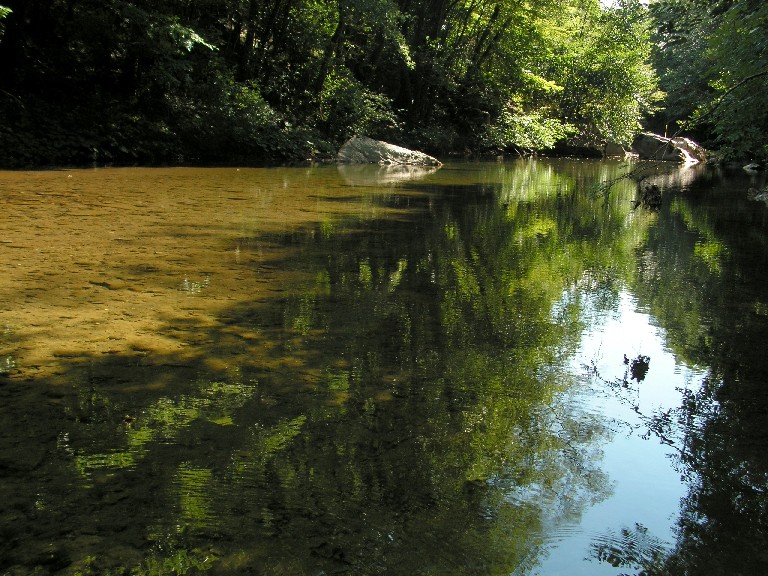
[337,135,441,166]
[603,142,631,158]
[632,180,662,210]
[748,187,768,205]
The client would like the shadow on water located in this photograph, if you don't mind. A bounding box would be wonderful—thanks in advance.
[0,161,766,575]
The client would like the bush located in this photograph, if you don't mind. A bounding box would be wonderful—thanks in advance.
[316,69,401,144]
[481,105,574,154]
[153,79,320,164]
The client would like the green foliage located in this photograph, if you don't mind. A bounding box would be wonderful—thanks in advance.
[0,0,665,165]
[482,105,575,153]
[408,122,461,156]
[649,0,714,136]
[0,1,9,39]
[316,68,400,143]
[650,0,768,159]
[534,0,662,146]
[702,0,768,159]
[170,75,313,162]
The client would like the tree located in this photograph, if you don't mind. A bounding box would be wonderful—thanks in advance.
[702,0,768,159]
[649,0,768,159]
[0,0,663,165]
[532,0,662,147]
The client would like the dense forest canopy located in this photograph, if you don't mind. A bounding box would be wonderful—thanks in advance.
[0,0,765,167]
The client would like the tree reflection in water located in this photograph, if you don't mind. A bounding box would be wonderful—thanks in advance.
[589,165,768,575]
[0,161,766,574]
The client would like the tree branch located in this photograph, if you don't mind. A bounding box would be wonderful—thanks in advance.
[687,67,768,127]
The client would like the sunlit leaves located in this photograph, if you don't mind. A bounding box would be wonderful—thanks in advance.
[167,22,217,53]
[535,0,662,145]
[483,108,575,152]
[0,1,9,42]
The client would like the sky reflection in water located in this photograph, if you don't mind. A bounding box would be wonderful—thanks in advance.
[538,291,704,575]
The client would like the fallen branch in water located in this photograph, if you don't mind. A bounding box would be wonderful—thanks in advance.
[592,159,668,211]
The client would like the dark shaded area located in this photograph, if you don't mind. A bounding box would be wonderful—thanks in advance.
[648,0,768,160]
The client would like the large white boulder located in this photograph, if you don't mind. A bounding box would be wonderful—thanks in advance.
[631,132,706,163]
[670,136,708,163]
[338,135,441,166]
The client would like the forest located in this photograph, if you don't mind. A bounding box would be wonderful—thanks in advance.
[0,0,766,168]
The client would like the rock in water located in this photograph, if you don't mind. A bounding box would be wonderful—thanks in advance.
[631,132,706,163]
[337,135,442,166]
[670,137,708,163]
[638,180,662,210]
[603,142,630,158]
[748,187,768,205]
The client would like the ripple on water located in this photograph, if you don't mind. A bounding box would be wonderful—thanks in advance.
[589,524,672,571]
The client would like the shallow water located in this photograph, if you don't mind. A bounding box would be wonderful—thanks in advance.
[1,160,766,575]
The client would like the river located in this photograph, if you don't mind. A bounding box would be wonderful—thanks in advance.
[1,160,766,575]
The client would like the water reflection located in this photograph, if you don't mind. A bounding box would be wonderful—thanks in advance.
[614,165,768,576]
[0,161,766,575]
[337,164,441,186]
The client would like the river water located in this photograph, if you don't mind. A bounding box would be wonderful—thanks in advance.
[0,160,766,575]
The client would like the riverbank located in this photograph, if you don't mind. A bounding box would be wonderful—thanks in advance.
[0,111,756,172]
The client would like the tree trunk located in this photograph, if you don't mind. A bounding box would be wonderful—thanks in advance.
[313,1,348,95]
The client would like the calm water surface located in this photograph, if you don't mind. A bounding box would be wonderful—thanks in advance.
[1,160,766,575]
